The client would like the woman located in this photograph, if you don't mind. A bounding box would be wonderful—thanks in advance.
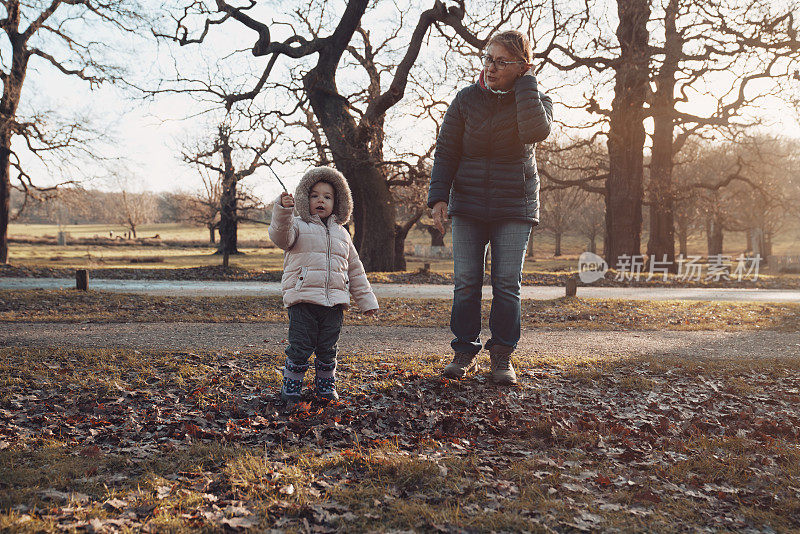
[427,30,553,384]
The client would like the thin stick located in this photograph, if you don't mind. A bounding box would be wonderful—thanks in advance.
[265,162,289,193]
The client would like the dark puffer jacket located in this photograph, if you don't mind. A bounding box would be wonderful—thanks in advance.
[427,74,553,224]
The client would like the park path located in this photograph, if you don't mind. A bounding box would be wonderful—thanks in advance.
[2,277,800,302]
[2,322,799,359]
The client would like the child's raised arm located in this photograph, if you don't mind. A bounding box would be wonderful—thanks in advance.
[268,193,299,250]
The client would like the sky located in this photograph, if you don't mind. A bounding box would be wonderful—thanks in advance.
[11,0,800,204]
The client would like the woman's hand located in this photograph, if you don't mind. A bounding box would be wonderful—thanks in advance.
[432,201,448,234]
[280,192,295,208]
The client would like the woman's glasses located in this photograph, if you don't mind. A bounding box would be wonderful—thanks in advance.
[480,54,526,70]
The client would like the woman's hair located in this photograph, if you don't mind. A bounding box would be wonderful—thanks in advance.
[487,30,532,63]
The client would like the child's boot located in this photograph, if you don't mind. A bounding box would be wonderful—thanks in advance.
[314,359,338,401]
[280,359,309,410]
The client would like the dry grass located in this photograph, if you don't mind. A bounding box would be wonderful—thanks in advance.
[2,289,800,331]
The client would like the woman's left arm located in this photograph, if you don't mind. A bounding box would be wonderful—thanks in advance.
[514,73,553,144]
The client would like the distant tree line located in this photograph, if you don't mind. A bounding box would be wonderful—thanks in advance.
[9,188,269,241]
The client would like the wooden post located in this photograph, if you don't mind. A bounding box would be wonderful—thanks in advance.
[76,269,88,291]
[565,275,577,297]
[423,262,430,273]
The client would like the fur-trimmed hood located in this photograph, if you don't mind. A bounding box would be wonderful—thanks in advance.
[294,166,353,225]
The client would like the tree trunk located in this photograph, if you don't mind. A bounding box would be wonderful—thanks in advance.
[393,227,407,271]
[303,48,397,272]
[706,218,723,256]
[678,229,688,257]
[646,0,679,273]
[526,229,535,258]
[0,35,29,264]
[209,224,216,244]
[428,226,445,246]
[217,127,239,256]
[394,209,423,271]
[554,232,562,257]
[0,136,10,264]
[352,163,396,271]
[217,173,238,255]
[604,0,650,268]
[589,236,596,254]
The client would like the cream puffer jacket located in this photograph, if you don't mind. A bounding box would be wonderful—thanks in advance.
[268,167,378,312]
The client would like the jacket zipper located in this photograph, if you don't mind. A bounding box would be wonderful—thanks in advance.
[325,222,331,305]
[485,95,500,207]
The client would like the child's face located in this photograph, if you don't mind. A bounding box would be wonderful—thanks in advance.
[309,181,335,219]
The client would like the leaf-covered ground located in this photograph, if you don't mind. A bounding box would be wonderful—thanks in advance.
[2,346,800,532]
[3,289,800,331]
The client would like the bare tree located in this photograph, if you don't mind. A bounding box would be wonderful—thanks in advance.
[542,0,650,267]
[645,0,800,270]
[159,0,532,271]
[541,0,800,271]
[182,120,275,255]
[0,0,142,263]
[575,193,605,255]
[116,190,157,239]
[539,185,586,257]
[108,173,158,239]
[181,172,221,243]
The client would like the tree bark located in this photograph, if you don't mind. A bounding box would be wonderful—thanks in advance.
[394,208,423,271]
[215,125,241,255]
[646,0,679,272]
[209,224,216,243]
[604,0,650,268]
[352,162,396,271]
[677,230,688,257]
[303,66,396,271]
[0,138,10,264]
[217,172,238,255]
[554,232,562,257]
[0,26,29,264]
[706,217,723,256]
[419,223,445,246]
[527,229,535,258]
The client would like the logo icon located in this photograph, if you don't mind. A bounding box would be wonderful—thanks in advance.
[578,252,608,284]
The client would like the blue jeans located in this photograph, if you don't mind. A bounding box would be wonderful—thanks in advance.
[450,216,532,354]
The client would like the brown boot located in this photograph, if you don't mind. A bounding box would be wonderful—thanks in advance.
[443,352,478,379]
[489,345,517,385]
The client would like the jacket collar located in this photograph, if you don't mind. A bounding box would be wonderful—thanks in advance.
[308,213,335,227]
[477,71,513,98]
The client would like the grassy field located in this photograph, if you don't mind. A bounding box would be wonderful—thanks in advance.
[8,222,800,274]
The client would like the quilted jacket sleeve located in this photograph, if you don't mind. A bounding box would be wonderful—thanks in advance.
[427,92,465,208]
[346,240,379,312]
[268,197,299,251]
[514,74,553,144]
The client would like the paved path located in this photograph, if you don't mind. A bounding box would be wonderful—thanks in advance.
[2,322,799,359]
[2,277,799,302]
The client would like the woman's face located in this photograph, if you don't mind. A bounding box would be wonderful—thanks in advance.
[483,42,528,91]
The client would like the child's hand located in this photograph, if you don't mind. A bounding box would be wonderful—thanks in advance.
[364,309,378,317]
[280,192,295,208]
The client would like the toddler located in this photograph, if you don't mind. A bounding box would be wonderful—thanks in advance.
[269,166,378,409]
